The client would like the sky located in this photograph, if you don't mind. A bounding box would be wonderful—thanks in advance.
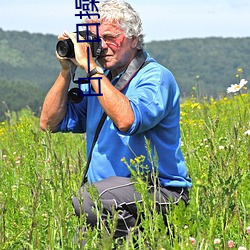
[1,0,250,42]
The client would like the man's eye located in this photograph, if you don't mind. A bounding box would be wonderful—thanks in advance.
[104,35,115,41]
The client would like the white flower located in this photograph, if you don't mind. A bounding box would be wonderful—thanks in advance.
[227,79,248,93]
[238,247,246,250]
[214,238,221,244]
[244,130,250,136]
[189,237,196,245]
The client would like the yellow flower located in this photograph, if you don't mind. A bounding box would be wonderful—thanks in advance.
[135,157,141,164]
[237,67,243,73]
[130,159,135,165]
[191,103,201,109]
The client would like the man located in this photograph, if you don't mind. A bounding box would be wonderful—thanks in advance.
[40,0,192,242]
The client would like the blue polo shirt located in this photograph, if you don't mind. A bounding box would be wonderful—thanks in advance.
[57,53,192,188]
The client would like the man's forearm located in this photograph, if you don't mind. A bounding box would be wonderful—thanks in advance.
[91,75,135,132]
[40,70,71,132]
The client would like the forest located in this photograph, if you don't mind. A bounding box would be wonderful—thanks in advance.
[0,28,249,120]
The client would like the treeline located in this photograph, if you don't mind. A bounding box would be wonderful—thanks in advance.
[0,28,249,120]
[0,79,46,120]
[0,29,60,121]
[145,37,250,97]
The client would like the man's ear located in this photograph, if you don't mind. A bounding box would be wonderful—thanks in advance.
[131,36,139,49]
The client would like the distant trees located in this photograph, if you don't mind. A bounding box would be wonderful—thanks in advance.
[146,37,250,98]
[0,79,45,121]
[0,28,249,120]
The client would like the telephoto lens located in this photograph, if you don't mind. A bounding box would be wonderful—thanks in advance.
[56,31,102,58]
[56,39,75,58]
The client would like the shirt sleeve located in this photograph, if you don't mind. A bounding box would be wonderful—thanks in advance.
[56,97,87,133]
[119,63,180,135]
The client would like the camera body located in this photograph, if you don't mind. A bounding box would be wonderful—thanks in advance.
[56,30,102,58]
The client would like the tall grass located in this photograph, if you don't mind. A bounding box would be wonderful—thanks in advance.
[0,93,249,249]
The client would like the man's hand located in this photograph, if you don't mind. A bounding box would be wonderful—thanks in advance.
[56,32,78,72]
[62,31,97,72]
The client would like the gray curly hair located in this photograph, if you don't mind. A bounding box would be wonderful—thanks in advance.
[85,0,145,49]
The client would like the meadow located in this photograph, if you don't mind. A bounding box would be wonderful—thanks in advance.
[0,90,249,249]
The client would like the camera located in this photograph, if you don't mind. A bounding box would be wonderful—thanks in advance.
[56,30,102,58]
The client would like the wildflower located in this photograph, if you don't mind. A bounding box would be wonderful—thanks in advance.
[42,213,48,221]
[214,238,221,244]
[244,130,250,136]
[238,247,246,250]
[191,103,201,109]
[12,185,18,192]
[135,157,141,164]
[121,157,126,163]
[189,237,196,246]
[246,226,250,235]
[219,145,224,150]
[196,180,202,185]
[228,240,235,248]
[227,79,248,93]
[130,159,135,165]
[237,67,243,73]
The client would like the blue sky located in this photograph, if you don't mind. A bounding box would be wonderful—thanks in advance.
[1,0,250,42]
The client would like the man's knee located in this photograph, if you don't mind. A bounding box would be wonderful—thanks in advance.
[72,187,97,225]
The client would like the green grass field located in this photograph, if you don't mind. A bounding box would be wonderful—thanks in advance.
[0,92,249,249]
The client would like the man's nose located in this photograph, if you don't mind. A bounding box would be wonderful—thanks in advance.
[100,38,108,49]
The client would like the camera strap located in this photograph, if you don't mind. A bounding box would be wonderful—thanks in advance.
[81,50,150,186]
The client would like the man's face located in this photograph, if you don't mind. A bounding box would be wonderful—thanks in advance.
[90,22,137,73]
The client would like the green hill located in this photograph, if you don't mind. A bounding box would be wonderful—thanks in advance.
[145,37,250,97]
[0,29,59,87]
[0,29,60,120]
[0,28,249,120]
